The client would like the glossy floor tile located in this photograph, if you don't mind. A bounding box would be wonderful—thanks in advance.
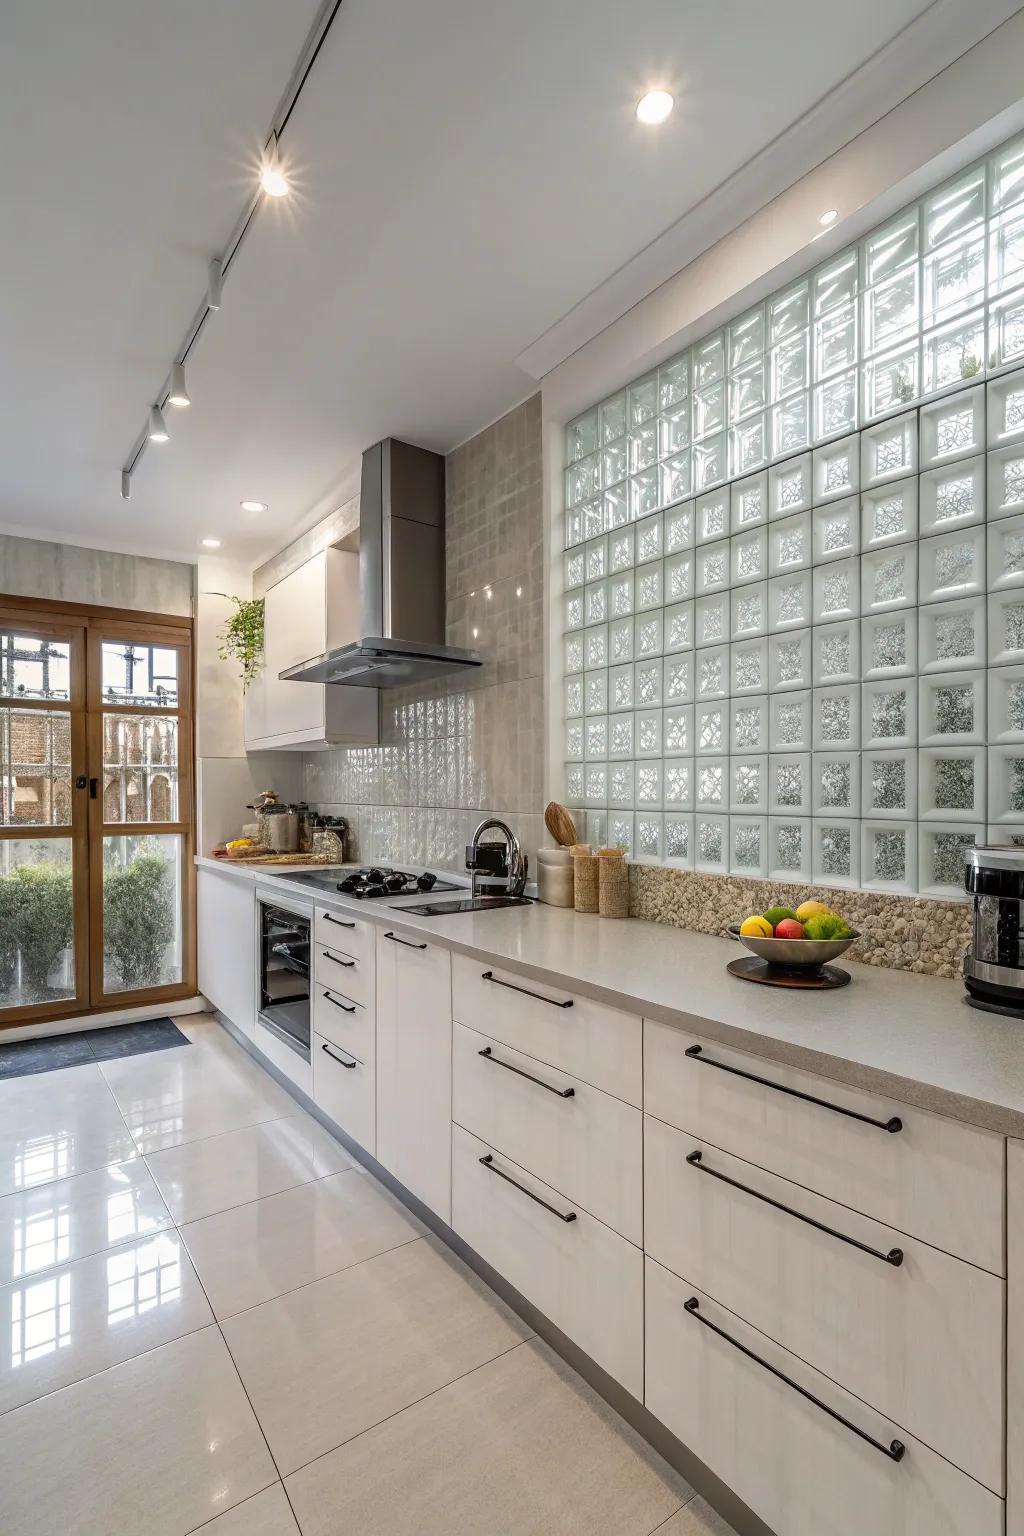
[652,1499,741,1536]
[285,1338,691,1536]
[186,1483,300,1535]
[0,1326,276,1536]
[180,1167,423,1318]
[0,1064,138,1199]
[101,1051,297,1154]
[223,1233,533,1474]
[0,1156,172,1285]
[0,1228,212,1413]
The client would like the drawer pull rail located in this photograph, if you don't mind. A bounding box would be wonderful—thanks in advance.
[686,1151,904,1267]
[323,913,356,930]
[684,1045,902,1134]
[480,971,573,1009]
[478,1046,575,1098]
[479,1153,577,1223]
[683,1296,906,1464]
[384,931,428,951]
[322,950,356,968]
[322,991,357,1015]
[321,1042,357,1069]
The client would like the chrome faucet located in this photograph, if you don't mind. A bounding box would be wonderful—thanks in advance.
[467,817,527,899]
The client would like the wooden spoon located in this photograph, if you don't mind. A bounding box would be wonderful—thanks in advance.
[544,801,579,848]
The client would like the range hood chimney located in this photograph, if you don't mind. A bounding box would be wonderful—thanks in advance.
[280,438,482,688]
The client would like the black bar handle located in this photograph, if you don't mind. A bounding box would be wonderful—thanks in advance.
[685,1044,902,1133]
[322,950,356,968]
[384,931,428,950]
[683,1296,905,1463]
[480,971,573,1009]
[686,1151,903,1267]
[478,1154,577,1223]
[478,1046,575,1098]
[323,913,356,929]
[321,1041,357,1069]
[322,990,356,1014]
[89,777,98,799]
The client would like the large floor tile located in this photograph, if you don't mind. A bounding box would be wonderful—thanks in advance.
[0,1228,213,1414]
[0,1326,276,1536]
[286,1338,691,1536]
[181,1168,423,1318]
[187,1483,300,1535]
[652,1499,740,1536]
[0,1156,172,1284]
[0,1063,138,1198]
[102,1050,297,1154]
[224,1233,532,1475]
[147,1114,352,1225]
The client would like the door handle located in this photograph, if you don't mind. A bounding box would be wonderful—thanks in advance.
[89,777,98,799]
[321,1041,357,1069]
[322,990,356,1014]
[74,774,88,791]
[684,1045,902,1133]
[322,950,355,968]
[384,931,427,950]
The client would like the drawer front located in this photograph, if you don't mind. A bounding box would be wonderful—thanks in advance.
[313,1031,375,1154]
[314,942,373,1008]
[451,1124,643,1397]
[313,985,372,1065]
[645,1116,1004,1492]
[314,906,374,968]
[452,1023,642,1245]
[452,954,641,1106]
[644,1020,1004,1274]
[645,1260,1002,1536]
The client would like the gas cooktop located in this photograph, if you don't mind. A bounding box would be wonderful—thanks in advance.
[277,865,461,900]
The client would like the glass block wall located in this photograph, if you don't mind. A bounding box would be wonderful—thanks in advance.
[561,132,1024,898]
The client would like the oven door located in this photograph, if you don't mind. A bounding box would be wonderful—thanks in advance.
[258,895,311,1060]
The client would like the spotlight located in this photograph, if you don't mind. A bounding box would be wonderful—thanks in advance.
[148,405,169,443]
[167,362,190,408]
[207,259,223,311]
[120,470,131,500]
[260,135,290,198]
[636,90,674,125]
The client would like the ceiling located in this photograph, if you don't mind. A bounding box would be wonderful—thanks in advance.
[0,0,1004,564]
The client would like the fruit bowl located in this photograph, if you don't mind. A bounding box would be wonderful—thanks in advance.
[727,924,859,971]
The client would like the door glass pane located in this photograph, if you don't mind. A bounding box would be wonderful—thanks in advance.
[1,709,72,826]
[101,716,179,823]
[102,834,181,993]
[0,839,75,1010]
[0,634,71,702]
[101,643,179,707]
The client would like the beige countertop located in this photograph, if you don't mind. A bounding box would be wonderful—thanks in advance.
[196,854,1024,1138]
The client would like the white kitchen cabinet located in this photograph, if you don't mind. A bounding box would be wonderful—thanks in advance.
[375,927,453,1221]
[314,1032,375,1153]
[197,866,256,1037]
[244,548,379,750]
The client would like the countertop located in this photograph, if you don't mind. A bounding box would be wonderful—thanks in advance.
[196,854,1024,1138]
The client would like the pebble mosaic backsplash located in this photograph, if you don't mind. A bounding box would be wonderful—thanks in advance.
[562,130,1024,901]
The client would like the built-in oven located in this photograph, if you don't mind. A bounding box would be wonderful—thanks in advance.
[257,893,311,1060]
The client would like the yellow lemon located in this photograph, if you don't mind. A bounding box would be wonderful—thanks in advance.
[739,915,773,938]
[794,899,832,922]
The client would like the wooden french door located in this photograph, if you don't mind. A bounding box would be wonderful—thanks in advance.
[0,598,195,1027]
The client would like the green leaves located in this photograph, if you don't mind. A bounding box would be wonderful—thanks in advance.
[217,596,265,692]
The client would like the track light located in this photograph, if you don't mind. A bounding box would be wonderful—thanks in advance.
[207,259,223,312]
[121,470,131,500]
[260,134,290,198]
[167,362,190,408]
[148,405,169,443]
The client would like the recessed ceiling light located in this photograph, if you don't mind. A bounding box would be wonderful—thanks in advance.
[819,208,839,227]
[636,89,674,125]
[240,500,268,513]
[201,537,221,548]
[148,405,169,443]
[167,362,190,409]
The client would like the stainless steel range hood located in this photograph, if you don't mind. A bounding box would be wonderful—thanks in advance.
[281,438,482,689]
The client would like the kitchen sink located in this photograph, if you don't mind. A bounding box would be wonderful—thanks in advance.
[399,896,533,916]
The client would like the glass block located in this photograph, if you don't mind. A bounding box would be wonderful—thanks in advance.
[918,457,985,539]
[635,709,662,759]
[919,826,978,895]
[730,697,768,756]
[918,597,985,673]
[924,229,985,328]
[729,307,765,368]
[991,745,1024,821]
[610,573,634,619]
[861,749,915,819]
[730,583,766,640]
[769,511,811,576]
[859,482,918,558]
[609,663,634,713]
[919,670,984,745]
[637,612,664,658]
[769,691,811,753]
[989,512,1024,593]
[769,629,811,691]
[694,334,725,389]
[919,527,985,604]
[730,637,768,695]
[697,541,729,597]
[989,445,1024,520]
[696,704,727,754]
[808,500,856,567]
[770,817,810,879]
[565,452,600,507]
[695,814,729,872]
[566,719,584,761]
[861,823,916,892]
[604,483,629,531]
[988,375,1024,448]
[633,659,663,709]
[696,491,729,545]
[815,306,857,380]
[865,213,918,286]
[609,713,634,759]
[694,434,727,491]
[729,359,766,423]
[609,617,634,665]
[629,374,658,427]
[564,675,583,719]
[769,754,810,815]
[813,370,857,441]
[565,593,584,634]
[608,815,633,857]
[696,759,725,809]
[659,352,690,410]
[664,814,693,866]
[585,581,607,626]
[636,762,662,809]
[584,624,608,670]
[629,468,660,521]
[988,289,1024,369]
[564,550,585,590]
[660,401,691,455]
[634,814,663,860]
[812,685,859,750]
[925,166,984,251]
[585,673,608,717]
[585,811,608,847]
[813,437,858,503]
[609,529,634,573]
[771,332,809,402]
[629,422,658,474]
[768,455,811,518]
[992,137,1024,215]
[768,572,812,632]
[862,613,916,680]
[729,414,767,477]
[608,762,634,808]
[988,665,1024,744]
[566,409,599,464]
[812,558,859,623]
[863,269,919,356]
[665,551,694,602]
[693,380,725,440]
[812,751,860,818]
[861,413,916,489]
[584,765,607,805]
[635,562,663,611]
[695,594,729,649]
[863,680,916,748]
[602,438,627,489]
[813,820,859,887]
[731,528,767,585]
[665,757,693,808]
[600,393,626,445]
[730,756,767,813]
[920,386,985,467]
[860,545,917,613]
[664,602,693,654]
[664,655,693,704]
[814,251,858,317]
[922,311,985,394]
[696,646,728,701]
[920,747,984,822]
[863,344,919,419]
[770,281,809,341]
[731,471,768,530]
[771,393,811,457]
[584,537,607,583]
[664,705,693,755]
[812,620,859,685]
[565,765,585,807]
[730,817,767,877]
[665,502,695,552]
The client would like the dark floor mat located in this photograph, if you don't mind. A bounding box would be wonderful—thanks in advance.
[0,1017,190,1079]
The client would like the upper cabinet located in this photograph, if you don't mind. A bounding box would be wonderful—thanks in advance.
[244,548,379,751]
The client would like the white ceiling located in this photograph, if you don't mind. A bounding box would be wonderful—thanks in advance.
[0,0,1003,565]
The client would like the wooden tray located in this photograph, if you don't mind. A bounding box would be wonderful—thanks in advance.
[727,955,851,990]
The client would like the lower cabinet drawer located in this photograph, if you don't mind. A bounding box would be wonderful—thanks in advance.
[313,985,372,1065]
[314,906,374,968]
[645,1259,1003,1536]
[313,1031,375,1154]
[451,1124,643,1398]
[644,1116,1004,1492]
[452,1023,642,1245]
[314,942,373,1008]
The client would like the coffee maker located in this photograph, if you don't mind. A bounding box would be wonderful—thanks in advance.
[963,846,1024,1015]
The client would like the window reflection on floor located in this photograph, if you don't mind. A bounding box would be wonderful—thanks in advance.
[10,1271,71,1367]
[13,1133,72,1189]
[12,1202,71,1278]
[106,1235,181,1327]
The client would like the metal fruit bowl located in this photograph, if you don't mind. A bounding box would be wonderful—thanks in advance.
[727,924,859,969]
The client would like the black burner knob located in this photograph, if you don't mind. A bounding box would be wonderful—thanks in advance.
[417,872,437,890]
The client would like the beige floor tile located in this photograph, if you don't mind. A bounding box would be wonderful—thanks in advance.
[102,1049,298,1154]
[0,1063,138,1198]
[180,1168,423,1317]
[0,1156,172,1285]
[0,1228,213,1414]
[286,1337,691,1536]
[223,1233,532,1474]
[0,1326,276,1536]
[145,1113,351,1224]
[188,1482,300,1535]
[652,1498,741,1535]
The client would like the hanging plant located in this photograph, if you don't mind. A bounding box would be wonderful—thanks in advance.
[214,595,265,692]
